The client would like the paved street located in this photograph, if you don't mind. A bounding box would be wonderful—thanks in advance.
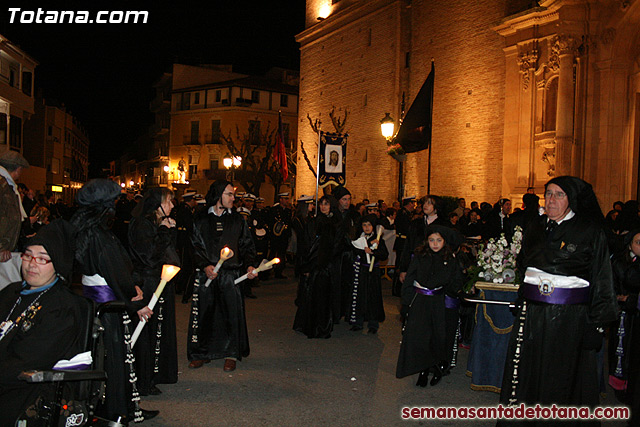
[139,268,626,426]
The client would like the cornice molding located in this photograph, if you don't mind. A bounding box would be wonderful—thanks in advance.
[296,0,399,48]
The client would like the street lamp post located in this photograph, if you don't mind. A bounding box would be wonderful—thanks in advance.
[380,112,404,202]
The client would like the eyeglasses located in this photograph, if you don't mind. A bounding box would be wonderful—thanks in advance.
[21,253,52,265]
[544,190,567,200]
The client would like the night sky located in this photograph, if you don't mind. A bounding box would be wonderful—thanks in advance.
[1,1,306,177]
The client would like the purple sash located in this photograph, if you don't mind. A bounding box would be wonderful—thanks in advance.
[83,284,117,304]
[414,287,443,296]
[522,283,589,305]
[445,295,460,309]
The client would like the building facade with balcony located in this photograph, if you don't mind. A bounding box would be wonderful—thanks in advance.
[167,64,299,199]
[0,34,43,191]
[23,98,90,203]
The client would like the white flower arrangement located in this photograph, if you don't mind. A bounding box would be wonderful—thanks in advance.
[476,226,523,283]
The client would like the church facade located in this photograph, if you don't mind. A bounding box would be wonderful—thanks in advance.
[296,0,640,209]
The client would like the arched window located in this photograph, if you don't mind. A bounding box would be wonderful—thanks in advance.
[544,77,558,132]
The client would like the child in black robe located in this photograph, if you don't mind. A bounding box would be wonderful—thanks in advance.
[396,225,463,387]
[348,215,388,333]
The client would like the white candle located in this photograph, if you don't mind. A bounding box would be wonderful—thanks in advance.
[234,258,280,285]
[131,264,180,348]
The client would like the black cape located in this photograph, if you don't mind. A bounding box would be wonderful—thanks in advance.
[294,213,343,338]
[499,214,617,422]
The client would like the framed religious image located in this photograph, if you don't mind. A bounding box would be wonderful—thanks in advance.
[325,146,342,173]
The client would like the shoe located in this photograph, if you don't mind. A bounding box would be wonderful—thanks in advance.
[367,328,377,334]
[223,359,236,371]
[148,385,162,395]
[189,359,205,369]
[416,371,429,387]
[430,363,446,386]
[350,325,363,331]
[141,409,159,420]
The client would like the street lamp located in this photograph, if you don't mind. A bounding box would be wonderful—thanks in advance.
[380,113,395,141]
[223,155,242,182]
[163,165,170,173]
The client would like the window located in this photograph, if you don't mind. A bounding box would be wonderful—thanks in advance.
[248,120,261,145]
[251,90,260,103]
[280,94,288,107]
[8,69,16,88]
[215,90,222,102]
[211,119,221,144]
[182,93,191,110]
[51,158,60,174]
[209,154,219,170]
[9,116,21,150]
[194,92,200,104]
[0,113,6,144]
[190,121,199,144]
[188,164,198,180]
[22,71,32,96]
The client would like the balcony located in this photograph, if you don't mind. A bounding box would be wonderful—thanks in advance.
[183,135,201,145]
[235,98,253,107]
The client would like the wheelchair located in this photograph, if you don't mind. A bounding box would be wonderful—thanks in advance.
[16,299,127,427]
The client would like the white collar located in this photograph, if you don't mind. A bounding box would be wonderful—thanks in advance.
[425,214,438,225]
[208,206,232,217]
[548,209,575,224]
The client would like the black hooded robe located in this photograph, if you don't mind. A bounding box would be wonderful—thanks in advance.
[187,209,256,361]
[0,220,86,425]
[128,215,180,394]
[499,214,617,425]
[293,212,343,338]
[0,282,86,424]
[396,250,463,378]
[348,233,388,327]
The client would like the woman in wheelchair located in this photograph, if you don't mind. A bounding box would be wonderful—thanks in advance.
[0,220,84,425]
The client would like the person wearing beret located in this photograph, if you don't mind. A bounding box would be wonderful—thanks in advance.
[0,150,30,263]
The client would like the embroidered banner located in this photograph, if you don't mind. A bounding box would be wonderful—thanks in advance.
[318,131,347,188]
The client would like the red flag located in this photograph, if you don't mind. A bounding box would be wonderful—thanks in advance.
[274,111,288,181]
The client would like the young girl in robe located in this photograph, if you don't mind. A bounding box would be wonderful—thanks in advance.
[348,215,388,333]
[396,224,463,387]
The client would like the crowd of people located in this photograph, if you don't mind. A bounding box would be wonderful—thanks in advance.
[0,148,639,425]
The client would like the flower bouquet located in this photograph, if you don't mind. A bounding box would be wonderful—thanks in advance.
[464,226,523,291]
